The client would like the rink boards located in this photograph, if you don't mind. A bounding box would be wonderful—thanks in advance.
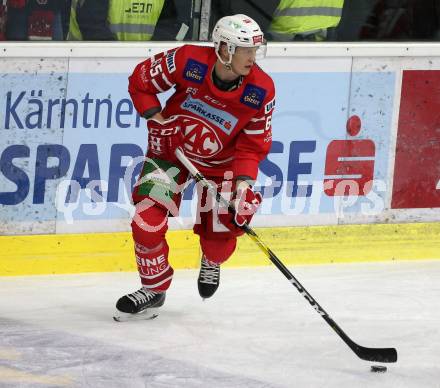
[1,222,440,275]
[0,43,439,275]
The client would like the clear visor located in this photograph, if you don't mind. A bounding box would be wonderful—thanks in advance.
[256,40,267,60]
[232,39,267,60]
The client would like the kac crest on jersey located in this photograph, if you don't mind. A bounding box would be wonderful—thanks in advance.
[182,117,223,158]
[240,84,266,110]
[183,59,208,84]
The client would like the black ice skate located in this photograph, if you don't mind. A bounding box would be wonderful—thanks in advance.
[113,288,165,322]
[198,256,220,299]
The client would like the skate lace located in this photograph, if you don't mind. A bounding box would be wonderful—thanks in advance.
[127,289,157,306]
[199,259,220,285]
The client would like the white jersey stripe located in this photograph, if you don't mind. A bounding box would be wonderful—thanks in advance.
[210,157,234,164]
[250,117,265,122]
[151,78,165,92]
[187,155,234,167]
[161,73,174,87]
[244,128,265,135]
[141,274,173,288]
[135,241,164,254]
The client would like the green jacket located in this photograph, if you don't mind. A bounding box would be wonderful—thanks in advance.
[269,0,344,40]
[68,0,164,41]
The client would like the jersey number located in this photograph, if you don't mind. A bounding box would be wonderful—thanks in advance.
[265,115,272,131]
[150,59,163,77]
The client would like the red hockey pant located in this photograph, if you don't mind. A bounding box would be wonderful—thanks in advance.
[131,178,237,292]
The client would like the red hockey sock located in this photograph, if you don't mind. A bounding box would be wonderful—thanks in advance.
[131,204,174,292]
[135,241,174,292]
[199,236,237,265]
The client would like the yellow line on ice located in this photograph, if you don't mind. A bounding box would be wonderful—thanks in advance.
[0,348,20,361]
[0,367,72,386]
[0,223,439,276]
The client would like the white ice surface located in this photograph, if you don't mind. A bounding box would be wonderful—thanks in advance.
[1,260,440,388]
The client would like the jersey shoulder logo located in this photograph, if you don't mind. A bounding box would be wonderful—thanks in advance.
[165,49,177,73]
[240,84,266,110]
[183,59,208,84]
[265,97,275,113]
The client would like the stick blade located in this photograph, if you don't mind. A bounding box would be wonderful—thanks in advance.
[354,345,398,363]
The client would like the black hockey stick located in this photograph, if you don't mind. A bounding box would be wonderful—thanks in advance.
[175,149,397,363]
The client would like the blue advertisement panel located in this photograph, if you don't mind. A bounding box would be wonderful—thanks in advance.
[0,59,68,234]
[258,70,394,219]
[0,60,395,234]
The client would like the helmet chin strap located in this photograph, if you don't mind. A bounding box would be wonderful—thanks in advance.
[216,41,244,74]
[215,50,232,69]
[215,50,241,75]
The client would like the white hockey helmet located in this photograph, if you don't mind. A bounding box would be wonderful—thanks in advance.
[212,14,266,66]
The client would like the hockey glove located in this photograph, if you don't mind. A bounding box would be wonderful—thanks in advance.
[218,185,262,236]
[147,116,184,163]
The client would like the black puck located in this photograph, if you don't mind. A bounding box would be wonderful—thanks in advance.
[370,365,387,373]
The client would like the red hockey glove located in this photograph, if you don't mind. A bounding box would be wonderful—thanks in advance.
[218,185,262,236]
[147,116,184,163]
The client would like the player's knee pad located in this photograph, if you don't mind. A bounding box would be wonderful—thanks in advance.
[131,203,168,249]
[193,203,238,243]
[193,180,234,237]
[193,175,238,264]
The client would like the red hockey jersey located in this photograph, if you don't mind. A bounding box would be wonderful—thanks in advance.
[129,44,275,180]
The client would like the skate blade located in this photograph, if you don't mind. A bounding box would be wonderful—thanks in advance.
[113,309,159,322]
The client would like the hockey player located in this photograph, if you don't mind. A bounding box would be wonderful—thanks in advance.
[114,14,275,321]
